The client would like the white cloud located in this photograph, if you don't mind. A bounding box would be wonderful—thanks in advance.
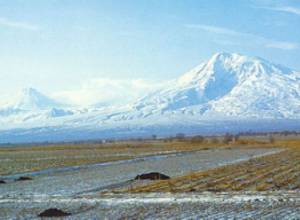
[265,41,299,50]
[185,23,299,50]
[274,6,300,15]
[53,78,165,106]
[259,6,300,16]
[0,17,39,31]
[185,24,245,36]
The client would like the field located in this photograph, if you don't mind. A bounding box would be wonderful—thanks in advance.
[119,139,300,193]
[0,134,279,176]
[0,139,228,176]
[0,135,299,219]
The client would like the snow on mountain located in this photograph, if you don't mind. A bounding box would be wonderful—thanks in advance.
[0,52,300,142]
[0,87,64,111]
[132,52,300,119]
[0,87,75,123]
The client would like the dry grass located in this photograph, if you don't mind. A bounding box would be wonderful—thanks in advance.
[0,139,233,176]
[0,135,294,176]
[122,139,300,193]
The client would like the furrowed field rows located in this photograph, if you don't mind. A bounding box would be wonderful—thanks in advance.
[125,146,300,193]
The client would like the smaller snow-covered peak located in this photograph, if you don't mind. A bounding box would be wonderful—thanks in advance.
[20,87,51,100]
[21,87,38,95]
[5,87,64,111]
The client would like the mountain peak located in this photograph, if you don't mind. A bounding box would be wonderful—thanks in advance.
[177,52,244,86]
[207,52,291,74]
[11,87,63,110]
[207,52,252,67]
[178,52,292,87]
[211,51,236,59]
[136,52,300,117]
[21,87,39,95]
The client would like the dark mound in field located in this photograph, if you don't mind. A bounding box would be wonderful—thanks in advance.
[38,208,71,217]
[135,172,170,180]
[16,176,33,181]
[0,180,6,184]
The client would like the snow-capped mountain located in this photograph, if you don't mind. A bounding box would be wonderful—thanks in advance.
[0,88,74,122]
[133,52,300,118]
[0,52,300,143]
[0,87,63,111]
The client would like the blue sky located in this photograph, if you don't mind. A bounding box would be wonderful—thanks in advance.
[0,0,300,105]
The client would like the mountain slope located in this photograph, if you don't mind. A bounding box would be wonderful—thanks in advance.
[0,52,300,142]
[132,52,300,119]
[0,88,74,122]
[1,87,64,111]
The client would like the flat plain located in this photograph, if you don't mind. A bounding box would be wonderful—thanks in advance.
[0,139,227,176]
[123,141,300,193]
[0,135,299,219]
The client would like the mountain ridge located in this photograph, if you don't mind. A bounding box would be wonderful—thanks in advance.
[133,52,300,118]
[1,52,300,142]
